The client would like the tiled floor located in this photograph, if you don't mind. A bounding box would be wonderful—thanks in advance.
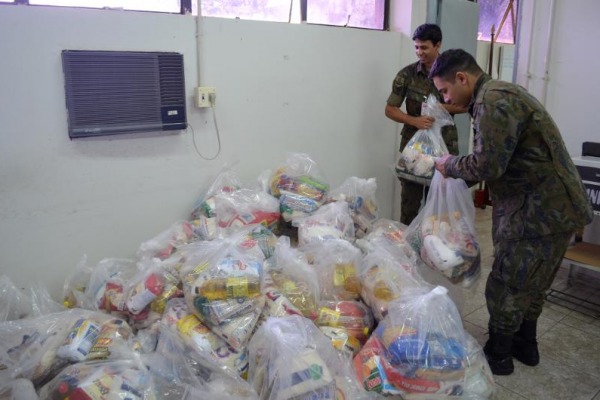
[460,207,600,400]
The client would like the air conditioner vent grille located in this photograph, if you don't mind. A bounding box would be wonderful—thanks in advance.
[62,50,186,138]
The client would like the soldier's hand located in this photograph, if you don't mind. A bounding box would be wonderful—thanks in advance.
[434,154,453,177]
[413,116,435,130]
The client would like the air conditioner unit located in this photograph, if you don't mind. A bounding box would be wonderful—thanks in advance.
[62,50,187,139]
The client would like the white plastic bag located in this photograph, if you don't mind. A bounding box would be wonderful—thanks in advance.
[405,171,481,288]
[396,94,454,178]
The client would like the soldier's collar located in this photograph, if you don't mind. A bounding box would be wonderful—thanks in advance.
[469,73,492,114]
[416,61,429,76]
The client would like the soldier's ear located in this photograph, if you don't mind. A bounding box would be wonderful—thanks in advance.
[456,71,468,85]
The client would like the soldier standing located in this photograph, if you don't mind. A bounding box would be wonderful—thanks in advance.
[430,48,593,375]
[385,23,467,225]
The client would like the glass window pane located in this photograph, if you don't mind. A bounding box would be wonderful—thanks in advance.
[306,0,385,30]
[478,0,518,44]
[28,0,180,13]
[201,0,292,23]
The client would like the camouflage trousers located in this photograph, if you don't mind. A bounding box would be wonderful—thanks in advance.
[399,179,428,225]
[485,231,573,334]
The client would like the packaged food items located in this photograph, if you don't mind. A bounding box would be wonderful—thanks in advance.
[396,94,453,178]
[405,172,482,288]
[86,259,137,314]
[214,188,281,233]
[57,318,101,362]
[38,360,151,400]
[136,220,200,261]
[248,316,335,400]
[161,298,250,377]
[356,286,468,398]
[87,318,133,361]
[294,201,355,246]
[95,281,127,313]
[302,239,362,301]
[316,300,373,344]
[327,177,378,238]
[358,243,428,322]
[319,326,362,357]
[126,272,165,315]
[196,276,261,302]
[268,153,330,222]
[267,269,318,320]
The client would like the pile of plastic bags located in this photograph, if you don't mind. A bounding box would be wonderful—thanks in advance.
[0,152,493,400]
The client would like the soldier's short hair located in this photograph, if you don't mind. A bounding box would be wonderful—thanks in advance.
[429,49,483,81]
[412,23,442,45]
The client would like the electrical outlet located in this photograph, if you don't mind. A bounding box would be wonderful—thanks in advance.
[195,87,216,108]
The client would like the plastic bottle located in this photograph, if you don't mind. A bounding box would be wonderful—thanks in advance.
[126,273,165,315]
[57,318,101,362]
[333,263,361,294]
[196,276,260,301]
[373,280,395,301]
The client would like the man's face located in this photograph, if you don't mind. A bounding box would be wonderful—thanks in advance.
[433,74,471,108]
[414,39,440,67]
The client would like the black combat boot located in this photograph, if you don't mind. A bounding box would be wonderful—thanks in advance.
[512,319,539,366]
[483,328,514,375]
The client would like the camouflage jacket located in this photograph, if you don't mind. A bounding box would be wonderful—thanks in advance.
[444,74,593,240]
[387,61,459,154]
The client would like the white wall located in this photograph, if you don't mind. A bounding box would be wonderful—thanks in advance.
[0,5,408,298]
[515,0,600,156]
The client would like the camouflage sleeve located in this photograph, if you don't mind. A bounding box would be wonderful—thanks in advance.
[386,68,410,107]
[445,93,520,181]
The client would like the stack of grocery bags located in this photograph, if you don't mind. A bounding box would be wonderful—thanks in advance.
[0,152,494,399]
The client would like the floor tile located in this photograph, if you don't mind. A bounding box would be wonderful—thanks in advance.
[463,304,489,329]
[538,322,600,379]
[464,320,488,347]
[491,385,529,400]
[555,310,600,338]
[461,288,487,317]
[539,296,573,322]
[493,355,600,400]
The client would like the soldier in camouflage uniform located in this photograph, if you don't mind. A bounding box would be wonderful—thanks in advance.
[385,24,466,225]
[430,49,593,375]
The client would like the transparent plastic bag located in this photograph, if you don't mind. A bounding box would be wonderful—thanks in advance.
[315,300,374,345]
[268,153,330,222]
[248,315,375,400]
[161,298,249,377]
[62,255,94,309]
[214,188,281,234]
[0,311,71,388]
[358,240,430,322]
[294,201,355,246]
[0,275,31,322]
[397,94,454,178]
[360,286,468,398]
[301,239,363,301]
[327,177,378,238]
[179,232,266,350]
[147,324,258,399]
[137,220,200,261]
[38,358,155,399]
[85,258,138,314]
[262,236,320,320]
[190,166,243,221]
[405,171,481,288]
[190,167,243,241]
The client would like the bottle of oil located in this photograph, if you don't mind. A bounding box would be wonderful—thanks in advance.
[196,276,260,301]
[333,263,361,295]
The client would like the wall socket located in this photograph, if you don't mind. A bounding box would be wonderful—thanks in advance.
[195,87,216,108]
